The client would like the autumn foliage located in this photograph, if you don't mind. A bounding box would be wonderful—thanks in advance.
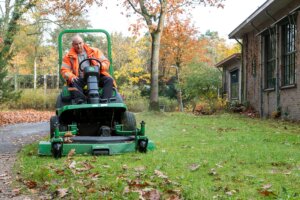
[160,16,209,75]
[0,110,53,126]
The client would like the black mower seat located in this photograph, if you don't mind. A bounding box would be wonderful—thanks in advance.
[71,136,135,144]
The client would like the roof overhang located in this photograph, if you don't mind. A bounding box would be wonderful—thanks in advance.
[229,0,298,39]
[215,53,241,68]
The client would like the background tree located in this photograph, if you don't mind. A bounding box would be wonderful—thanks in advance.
[113,35,150,90]
[159,16,208,111]
[199,30,240,65]
[0,0,36,103]
[0,0,102,102]
[119,0,225,110]
[182,62,221,111]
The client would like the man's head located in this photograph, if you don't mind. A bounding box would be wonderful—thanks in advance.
[72,35,84,54]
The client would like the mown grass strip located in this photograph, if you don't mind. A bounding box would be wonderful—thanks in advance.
[16,112,300,199]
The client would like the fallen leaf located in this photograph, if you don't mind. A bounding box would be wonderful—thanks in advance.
[55,169,64,175]
[258,183,275,197]
[122,164,129,170]
[64,137,73,143]
[87,188,96,193]
[29,189,38,194]
[69,161,76,169]
[55,188,68,198]
[87,173,100,178]
[127,179,150,188]
[262,184,272,190]
[259,190,276,197]
[167,194,182,200]
[0,110,53,126]
[166,189,182,199]
[208,168,217,176]
[216,163,223,168]
[82,161,94,170]
[134,166,146,172]
[67,149,76,158]
[154,170,168,179]
[188,163,200,171]
[123,186,130,194]
[142,188,160,200]
[24,180,37,189]
[225,190,237,196]
[11,188,21,196]
[64,131,73,137]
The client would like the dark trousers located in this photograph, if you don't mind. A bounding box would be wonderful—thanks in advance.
[70,76,113,100]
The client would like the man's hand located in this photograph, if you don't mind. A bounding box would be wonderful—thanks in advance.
[71,77,79,83]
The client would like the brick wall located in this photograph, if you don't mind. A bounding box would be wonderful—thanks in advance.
[243,9,300,120]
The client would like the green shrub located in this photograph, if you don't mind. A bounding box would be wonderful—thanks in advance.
[191,97,227,115]
[158,97,178,112]
[6,89,59,110]
[125,97,149,112]
[119,84,149,112]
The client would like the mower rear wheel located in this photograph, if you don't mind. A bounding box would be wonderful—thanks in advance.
[121,111,136,131]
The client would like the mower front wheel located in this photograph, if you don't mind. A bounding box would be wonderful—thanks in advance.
[52,142,63,159]
[137,139,148,153]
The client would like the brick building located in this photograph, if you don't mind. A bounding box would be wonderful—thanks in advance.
[215,53,241,103]
[229,0,300,120]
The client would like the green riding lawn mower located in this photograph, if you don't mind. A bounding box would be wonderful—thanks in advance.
[38,29,155,158]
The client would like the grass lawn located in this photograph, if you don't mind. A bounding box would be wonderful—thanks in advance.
[16,112,300,199]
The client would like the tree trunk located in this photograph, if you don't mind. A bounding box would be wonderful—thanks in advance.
[34,57,37,89]
[149,32,162,111]
[175,65,184,112]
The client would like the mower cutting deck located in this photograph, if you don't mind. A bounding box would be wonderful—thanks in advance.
[38,29,155,158]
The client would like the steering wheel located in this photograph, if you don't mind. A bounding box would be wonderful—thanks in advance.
[79,58,102,72]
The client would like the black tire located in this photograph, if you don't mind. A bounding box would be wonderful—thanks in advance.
[52,143,63,159]
[50,115,59,138]
[121,111,136,131]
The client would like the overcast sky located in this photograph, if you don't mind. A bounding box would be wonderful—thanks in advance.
[88,0,267,41]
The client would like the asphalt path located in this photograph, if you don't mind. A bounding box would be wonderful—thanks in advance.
[0,122,49,199]
[0,122,49,153]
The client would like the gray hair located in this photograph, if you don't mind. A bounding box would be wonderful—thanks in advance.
[72,34,84,44]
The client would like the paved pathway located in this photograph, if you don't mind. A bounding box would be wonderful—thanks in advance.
[0,122,48,199]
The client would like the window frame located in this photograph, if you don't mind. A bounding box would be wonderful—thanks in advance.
[263,28,276,90]
[281,15,297,87]
[230,69,239,100]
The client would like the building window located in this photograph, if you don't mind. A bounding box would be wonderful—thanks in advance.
[264,29,276,89]
[230,69,239,100]
[282,17,296,86]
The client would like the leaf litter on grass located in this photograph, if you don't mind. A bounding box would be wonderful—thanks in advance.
[16,112,300,199]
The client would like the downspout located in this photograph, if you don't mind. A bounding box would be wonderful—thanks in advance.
[260,36,264,118]
[234,37,244,103]
[275,24,280,114]
[266,10,280,113]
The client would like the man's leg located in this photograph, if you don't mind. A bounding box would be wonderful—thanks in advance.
[70,77,86,101]
[99,76,113,99]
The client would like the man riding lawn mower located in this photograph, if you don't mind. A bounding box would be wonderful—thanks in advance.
[38,29,155,158]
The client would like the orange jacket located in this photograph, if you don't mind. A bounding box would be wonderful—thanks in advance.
[61,44,116,86]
